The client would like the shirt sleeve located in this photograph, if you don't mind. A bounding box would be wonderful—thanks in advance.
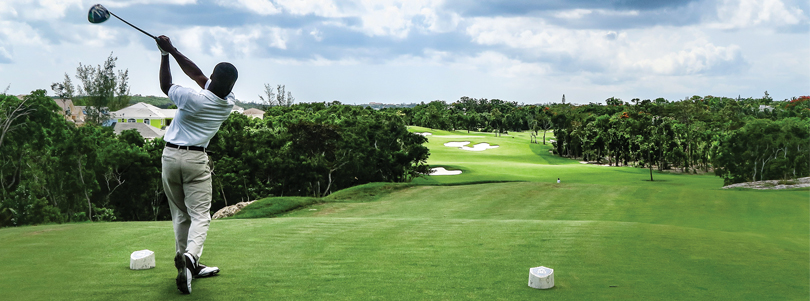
[168,85,195,109]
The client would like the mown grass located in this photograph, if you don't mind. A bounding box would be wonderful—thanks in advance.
[0,126,806,300]
[231,183,415,219]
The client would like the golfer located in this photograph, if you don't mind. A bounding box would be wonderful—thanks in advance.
[157,35,236,294]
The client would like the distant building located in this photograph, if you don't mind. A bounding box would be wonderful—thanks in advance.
[759,105,773,112]
[52,98,86,125]
[53,98,75,120]
[232,105,245,114]
[112,102,176,129]
[112,102,256,129]
[243,108,265,119]
[113,122,166,140]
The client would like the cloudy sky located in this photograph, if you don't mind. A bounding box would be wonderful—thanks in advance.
[1,0,808,104]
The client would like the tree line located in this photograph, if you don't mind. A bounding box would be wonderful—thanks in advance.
[395,94,809,184]
[206,102,429,209]
[0,92,428,227]
[3,56,807,227]
[51,53,131,125]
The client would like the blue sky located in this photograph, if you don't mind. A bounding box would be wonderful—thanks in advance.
[1,0,808,104]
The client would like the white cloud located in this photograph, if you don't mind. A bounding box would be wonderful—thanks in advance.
[553,8,640,20]
[455,51,550,78]
[0,1,20,17]
[269,55,362,66]
[554,9,593,19]
[0,21,49,49]
[388,49,550,78]
[0,0,805,103]
[275,0,342,17]
[331,1,454,38]
[105,0,197,8]
[215,0,280,15]
[223,0,457,38]
[0,0,198,21]
[632,42,745,75]
[710,0,806,29]
[466,16,621,56]
[175,25,290,58]
[310,28,323,41]
[417,7,461,33]
[0,0,82,20]
[465,16,747,79]
[0,44,12,64]
[357,5,413,38]
[363,1,461,36]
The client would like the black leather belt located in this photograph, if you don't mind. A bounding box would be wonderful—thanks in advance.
[166,142,206,152]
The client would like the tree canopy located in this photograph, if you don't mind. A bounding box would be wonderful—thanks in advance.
[398,94,809,185]
[0,93,428,227]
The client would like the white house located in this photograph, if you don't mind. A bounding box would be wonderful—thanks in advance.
[112,102,176,129]
[113,122,166,140]
[52,98,86,124]
[242,108,265,119]
[112,102,250,129]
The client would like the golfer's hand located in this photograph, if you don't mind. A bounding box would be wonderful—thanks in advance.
[157,35,175,55]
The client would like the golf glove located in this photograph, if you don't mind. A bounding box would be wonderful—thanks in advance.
[158,44,169,56]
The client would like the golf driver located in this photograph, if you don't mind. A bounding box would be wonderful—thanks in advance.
[88,4,157,41]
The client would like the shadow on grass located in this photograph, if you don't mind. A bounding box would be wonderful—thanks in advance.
[230,180,526,219]
[427,180,524,186]
[528,143,579,165]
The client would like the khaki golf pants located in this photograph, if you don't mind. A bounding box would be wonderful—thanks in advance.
[162,147,212,258]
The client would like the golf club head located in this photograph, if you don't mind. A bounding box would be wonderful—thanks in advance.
[88,4,110,24]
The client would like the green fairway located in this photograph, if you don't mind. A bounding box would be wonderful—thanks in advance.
[1,126,807,300]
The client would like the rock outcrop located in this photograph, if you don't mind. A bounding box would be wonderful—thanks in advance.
[212,201,255,219]
[722,177,810,190]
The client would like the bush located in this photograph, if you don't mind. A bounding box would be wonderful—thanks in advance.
[231,197,321,219]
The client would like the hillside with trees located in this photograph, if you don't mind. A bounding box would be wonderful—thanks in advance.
[0,93,428,227]
[1,87,806,227]
[398,94,809,184]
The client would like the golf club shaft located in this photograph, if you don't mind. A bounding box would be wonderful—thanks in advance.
[109,11,157,40]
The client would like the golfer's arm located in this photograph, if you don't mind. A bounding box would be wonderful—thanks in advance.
[170,49,209,89]
[160,55,173,96]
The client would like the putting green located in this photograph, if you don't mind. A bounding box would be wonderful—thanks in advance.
[0,126,806,300]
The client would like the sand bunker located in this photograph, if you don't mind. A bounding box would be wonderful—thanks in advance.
[430,167,462,175]
[414,132,432,136]
[460,143,499,151]
[443,141,499,151]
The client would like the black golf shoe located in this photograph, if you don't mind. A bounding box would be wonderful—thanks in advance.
[174,252,196,294]
[194,264,220,278]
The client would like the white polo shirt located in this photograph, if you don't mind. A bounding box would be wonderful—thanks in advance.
[164,81,235,148]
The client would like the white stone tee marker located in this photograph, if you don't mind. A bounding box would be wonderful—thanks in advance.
[130,249,155,270]
[528,266,554,289]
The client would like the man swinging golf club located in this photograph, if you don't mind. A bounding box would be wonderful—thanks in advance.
[156,35,237,294]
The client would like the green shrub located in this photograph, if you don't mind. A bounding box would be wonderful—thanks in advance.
[231,197,321,219]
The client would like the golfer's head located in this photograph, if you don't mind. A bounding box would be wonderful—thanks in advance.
[211,62,238,94]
